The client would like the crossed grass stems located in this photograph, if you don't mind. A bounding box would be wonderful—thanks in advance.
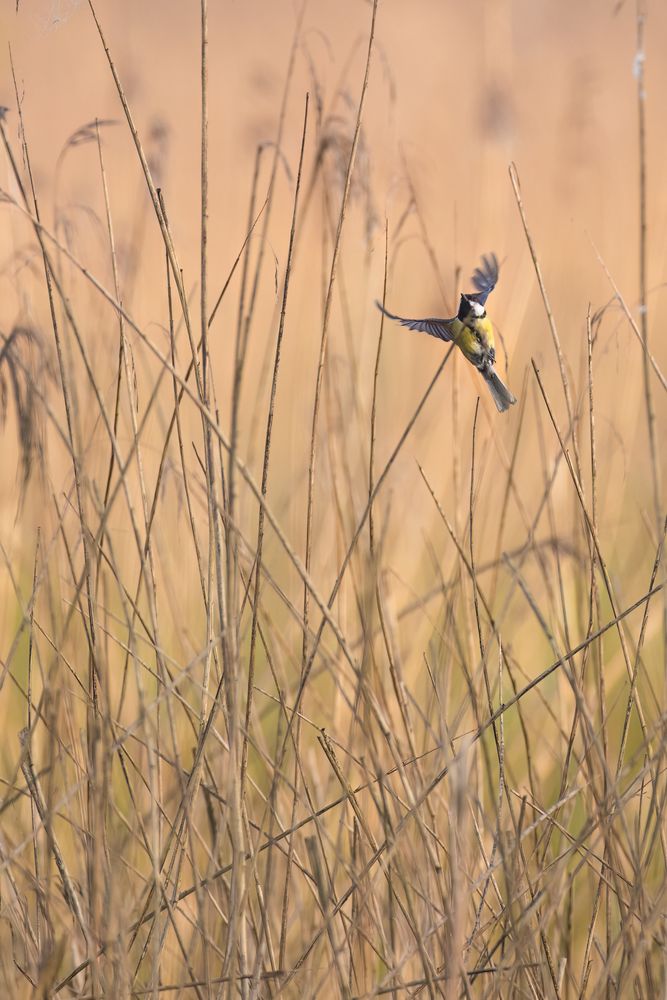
[0,1,665,997]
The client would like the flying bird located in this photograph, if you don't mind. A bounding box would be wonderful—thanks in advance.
[376,252,516,413]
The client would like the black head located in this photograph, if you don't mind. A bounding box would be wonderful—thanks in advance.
[458,294,486,322]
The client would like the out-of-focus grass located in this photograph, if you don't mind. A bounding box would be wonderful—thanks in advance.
[0,1,665,997]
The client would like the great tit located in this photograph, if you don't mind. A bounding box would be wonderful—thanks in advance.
[376,252,516,413]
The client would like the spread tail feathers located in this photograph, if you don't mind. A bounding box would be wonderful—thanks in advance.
[483,368,517,413]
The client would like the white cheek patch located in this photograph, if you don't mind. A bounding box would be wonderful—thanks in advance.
[469,300,485,318]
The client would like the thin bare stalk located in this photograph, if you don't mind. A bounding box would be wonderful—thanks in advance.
[635,7,662,543]
[369,220,389,557]
[302,0,379,668]
[243,94,310,800]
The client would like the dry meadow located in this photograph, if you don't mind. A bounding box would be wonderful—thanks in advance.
[0,1,666,997]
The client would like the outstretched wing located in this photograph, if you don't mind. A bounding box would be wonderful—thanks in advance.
[469,252,499,305]
[375,300,454,342]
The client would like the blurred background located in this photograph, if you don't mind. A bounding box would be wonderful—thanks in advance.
[1,0,665,566]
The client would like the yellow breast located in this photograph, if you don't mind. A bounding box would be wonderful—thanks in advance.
[473,315,495,351]
[454,316,495,365]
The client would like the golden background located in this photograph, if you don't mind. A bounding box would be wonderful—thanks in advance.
[0,1,665,996]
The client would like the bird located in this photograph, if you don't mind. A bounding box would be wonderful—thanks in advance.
[375,252,517,413]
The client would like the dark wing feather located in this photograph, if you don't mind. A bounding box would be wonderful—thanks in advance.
[375,300,454,342]
[469,252,499,305]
